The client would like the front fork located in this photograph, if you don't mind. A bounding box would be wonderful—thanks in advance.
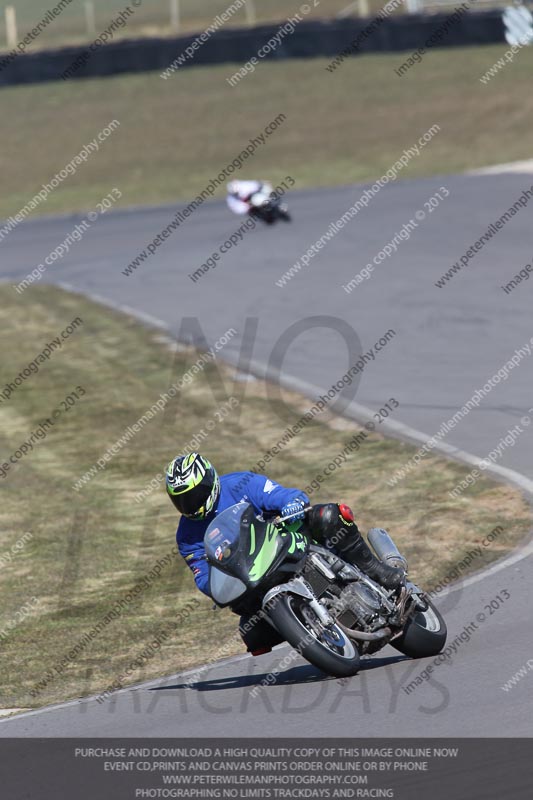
[262,576,335,627]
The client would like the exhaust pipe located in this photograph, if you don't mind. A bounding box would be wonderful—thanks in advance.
[367,528,408,572]
[338,624,392,642]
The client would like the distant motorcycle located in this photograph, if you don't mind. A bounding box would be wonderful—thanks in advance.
[226,180,292,225]
[205,502,447,678]
[250,192,292,225]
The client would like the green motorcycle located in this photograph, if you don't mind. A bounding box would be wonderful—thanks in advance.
[205,502,447,678]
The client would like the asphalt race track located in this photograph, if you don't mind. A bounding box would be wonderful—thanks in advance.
[1,170,532,737]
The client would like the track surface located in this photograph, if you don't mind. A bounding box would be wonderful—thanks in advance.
[1,172,532,736]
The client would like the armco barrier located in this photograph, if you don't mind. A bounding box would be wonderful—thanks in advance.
[0,12,505,87]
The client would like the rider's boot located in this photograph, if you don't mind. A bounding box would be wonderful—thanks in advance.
[336,530,404,589]
[307,503,404,590]
[238,612,284,656]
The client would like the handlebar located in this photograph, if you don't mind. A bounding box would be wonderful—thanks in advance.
[271,506,312,525]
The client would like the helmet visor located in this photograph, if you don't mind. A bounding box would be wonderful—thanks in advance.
[171,473,215,519]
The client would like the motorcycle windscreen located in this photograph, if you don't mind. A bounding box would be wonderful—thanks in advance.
[204,502,284,588]
[208,566,247,605]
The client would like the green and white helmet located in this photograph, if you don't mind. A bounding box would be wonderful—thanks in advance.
[166,453,220,520]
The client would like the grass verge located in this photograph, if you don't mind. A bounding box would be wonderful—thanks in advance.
[0,284,530,708]
[1,46,533,219]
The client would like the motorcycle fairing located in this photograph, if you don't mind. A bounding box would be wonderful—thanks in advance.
[204,502,308,590]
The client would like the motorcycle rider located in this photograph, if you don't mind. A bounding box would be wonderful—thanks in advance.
[226,179,273,216]
[166,452,404,655]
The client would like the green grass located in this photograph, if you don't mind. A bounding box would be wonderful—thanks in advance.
[0,285,530,709]
[1,45,533,220]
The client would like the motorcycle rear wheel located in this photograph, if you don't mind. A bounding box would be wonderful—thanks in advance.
[391,596,447,658]
[268,593,360,677]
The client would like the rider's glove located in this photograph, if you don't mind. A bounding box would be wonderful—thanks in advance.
[281,499,307,521]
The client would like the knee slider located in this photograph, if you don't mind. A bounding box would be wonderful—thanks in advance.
[307,503,357,544]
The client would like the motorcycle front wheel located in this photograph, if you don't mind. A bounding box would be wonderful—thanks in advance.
[267,593,360,677]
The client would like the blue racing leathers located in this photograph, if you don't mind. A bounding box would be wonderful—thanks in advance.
[176,471,309,596]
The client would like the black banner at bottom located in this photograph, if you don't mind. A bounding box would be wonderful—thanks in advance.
[2,738,531,799]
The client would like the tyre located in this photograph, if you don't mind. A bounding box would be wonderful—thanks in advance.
[391,597,447,658]
[254,207,275,224]
[267,593,360,677]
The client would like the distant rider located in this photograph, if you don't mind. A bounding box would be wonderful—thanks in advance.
[226,179,273,216]
[166,452,404,655]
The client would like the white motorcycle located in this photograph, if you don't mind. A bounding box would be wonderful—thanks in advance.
[227,181,292,225]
